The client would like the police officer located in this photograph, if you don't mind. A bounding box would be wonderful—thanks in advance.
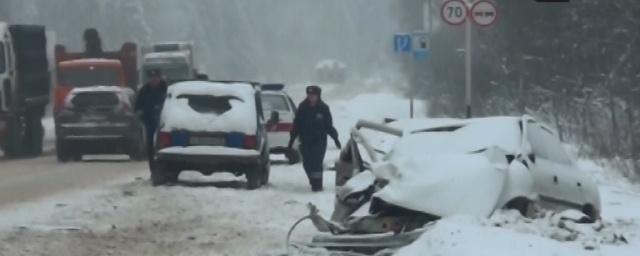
[135,69,168,161]
[288,85,341,192]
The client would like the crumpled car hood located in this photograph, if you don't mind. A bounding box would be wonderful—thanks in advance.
[371,147,509,218]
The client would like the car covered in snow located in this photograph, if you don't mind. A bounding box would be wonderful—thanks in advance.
[54,86,145,162]
[311,116,601,238]
[260,83,301,164]
[151,80,270,189]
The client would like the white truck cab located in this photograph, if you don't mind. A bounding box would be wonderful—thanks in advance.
[141,41,196,84]
[0,22,16,113]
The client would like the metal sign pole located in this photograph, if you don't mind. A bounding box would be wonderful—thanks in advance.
[410,53,415,118]
[465,10,472,118]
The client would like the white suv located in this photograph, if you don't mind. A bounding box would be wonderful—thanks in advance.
[152,80,270,189]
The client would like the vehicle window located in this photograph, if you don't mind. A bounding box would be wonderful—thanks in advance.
[59,67,120,87]
[0,42,6,73]
[71,92,119,109]
[261,94,290,112]
[144,64,189,82]
[527,123,571,164]
[177,94,243,115]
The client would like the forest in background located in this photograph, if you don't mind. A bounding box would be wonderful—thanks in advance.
[395,0,640,178]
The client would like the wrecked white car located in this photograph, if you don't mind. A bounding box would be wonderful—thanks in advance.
[304,116,601,252]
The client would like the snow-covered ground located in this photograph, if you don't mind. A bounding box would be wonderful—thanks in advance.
[0,88,639,256]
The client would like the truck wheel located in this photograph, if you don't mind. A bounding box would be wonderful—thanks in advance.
[246,165,262,190]
[24,113,44,156]
[56,139,71,163]
[3,115,27,158]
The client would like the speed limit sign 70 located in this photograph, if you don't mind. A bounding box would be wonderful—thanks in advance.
[441,0,468,25]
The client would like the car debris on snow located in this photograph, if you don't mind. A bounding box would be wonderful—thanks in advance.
[296,116,606,254]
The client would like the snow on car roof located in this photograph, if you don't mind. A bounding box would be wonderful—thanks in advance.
[389,116,523,158]
[161,81,258,134]
[167,81,255,98]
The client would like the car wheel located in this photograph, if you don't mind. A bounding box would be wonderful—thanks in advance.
[261,157,271,185]
[505,197,536,218]
[151,161,178,186]
[246,165,262,190]
[56,139,71,163]
[286,148,301,165]
[581,204,598,223]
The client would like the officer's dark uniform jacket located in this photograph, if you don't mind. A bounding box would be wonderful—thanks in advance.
[135,81,168,125]
[290,100,338,145]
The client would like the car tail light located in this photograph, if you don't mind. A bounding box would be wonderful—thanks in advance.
[244,135,257,149]
[226,132,246,149]
[171,131,189,147]
[157,132,171,149]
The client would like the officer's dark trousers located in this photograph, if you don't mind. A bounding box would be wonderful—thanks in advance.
[143,120,158,167]
[300,139,327,191]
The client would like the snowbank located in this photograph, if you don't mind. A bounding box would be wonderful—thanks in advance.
[396,216,585,256]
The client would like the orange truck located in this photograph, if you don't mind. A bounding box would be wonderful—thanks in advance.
[53,41,138,113]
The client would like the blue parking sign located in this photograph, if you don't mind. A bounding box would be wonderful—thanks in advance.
[394,34,412,53]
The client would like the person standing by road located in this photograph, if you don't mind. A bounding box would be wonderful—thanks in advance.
[288,85,341,192]
[135,69,168,162]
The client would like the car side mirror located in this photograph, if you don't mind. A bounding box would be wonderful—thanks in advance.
[269,110,280,124]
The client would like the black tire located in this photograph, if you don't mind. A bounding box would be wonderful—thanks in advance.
[3,115,27,158]
[24,112,44,157]
[286,149,301,165]
[150,161,179,186]
[56,139,71,163]
[261,157,271,185]
[505,197,535,218]
[246,165,262,190]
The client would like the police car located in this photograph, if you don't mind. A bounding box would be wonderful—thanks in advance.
[261,83,301,164]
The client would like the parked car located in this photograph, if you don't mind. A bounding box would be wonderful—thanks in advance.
[260,83,301,164]
[152,80,270,189]
[309,116,601,239]
[54,86,145,162]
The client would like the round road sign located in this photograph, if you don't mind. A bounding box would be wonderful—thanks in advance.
[471,1,497,26]
[441,0,468,26]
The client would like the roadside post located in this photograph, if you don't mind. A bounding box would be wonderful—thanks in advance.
[394,32,430,118]
[441,0,497,118]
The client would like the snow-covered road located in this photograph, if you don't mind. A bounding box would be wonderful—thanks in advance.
[0,88,638,256]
